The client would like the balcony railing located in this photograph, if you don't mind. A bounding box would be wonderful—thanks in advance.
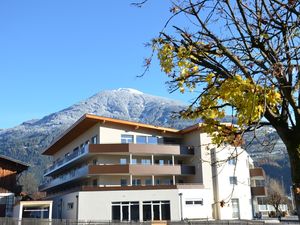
[44,145,89,175]
[44,144,196,176]
[40,165,89,191]
[40,162,195,191]
[258,204,288,212]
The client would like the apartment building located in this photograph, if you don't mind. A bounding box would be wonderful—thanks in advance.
[39,114,254,221]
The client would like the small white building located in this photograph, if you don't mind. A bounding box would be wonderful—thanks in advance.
[13,200,53,220]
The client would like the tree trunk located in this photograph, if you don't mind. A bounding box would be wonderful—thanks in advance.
[286,141,300,221]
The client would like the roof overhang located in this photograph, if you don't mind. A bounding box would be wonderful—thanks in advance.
[0,155,29,173]
[42,114,179,155]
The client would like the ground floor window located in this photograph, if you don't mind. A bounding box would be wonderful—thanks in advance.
[22,206,50,219]
[112,201,139,221]
[112,200,170,221]
[143,201,170,221]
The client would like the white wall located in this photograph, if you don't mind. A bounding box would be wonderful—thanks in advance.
[212,146,253,220]
[77,189,181,221]
[99,125,174,144]
[54,124,100,160]
[51,188,214,221]
[52,192,79,220]
[179,188,213,220]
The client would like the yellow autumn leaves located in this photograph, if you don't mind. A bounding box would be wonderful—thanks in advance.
[203,74,281,126]
[156,41,282,145]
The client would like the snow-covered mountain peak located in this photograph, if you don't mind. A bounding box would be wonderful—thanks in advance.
[116,88,143,95]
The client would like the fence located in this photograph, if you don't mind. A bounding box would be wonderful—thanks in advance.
[0,218,298,225]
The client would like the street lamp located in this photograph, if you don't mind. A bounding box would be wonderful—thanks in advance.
[179,193,183,221]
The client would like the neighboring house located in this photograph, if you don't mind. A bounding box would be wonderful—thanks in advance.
[39,114,255,221]
[250,168,288,217]
[250,167,268,217]
[0,155,29,217]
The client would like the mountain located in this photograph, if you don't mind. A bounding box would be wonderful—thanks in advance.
[0,88,198,183]
[0,88,291,192]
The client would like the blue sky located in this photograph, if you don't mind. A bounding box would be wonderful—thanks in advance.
[0,0,195,128]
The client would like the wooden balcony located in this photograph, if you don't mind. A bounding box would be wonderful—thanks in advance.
[250,168,265,178]
[251,186,267,196]
[44,144,195,177]
[89,144,194,156]
[88,164,195,176]
[40,164,195,192]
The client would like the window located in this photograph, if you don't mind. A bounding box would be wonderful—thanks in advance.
[231,199,240,218]
[136,136,158,144]
[132,179,141,186]
[73,147,79,155]
[80,144,84,150]
[120,179,127,186]
[230,176,238,185]
[92,159,98,165]
[67,202,74,210]
[145,179,152,186]
[228,158,237,165]
[136,136,147,144]
[159,159,164,165]
[93,179,98,186]
[155,179,160,185]
[255,179,265,187]
[141,159,151,165]
[131,158,137,164]
[91,135,98,144]
[194,200,203,205]
[186,199,204,206]
[121,134,133,143]
[164,179,173,185]
[143,201,170,221]
[257,197,268,205]
[120,158,127,165]
[112,202,139,221]
[112,205,121,220]
[5,195,14,217]
[148,136,158,144]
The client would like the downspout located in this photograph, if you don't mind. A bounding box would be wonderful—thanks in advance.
[211,148,220,219]
[76,195,79,220]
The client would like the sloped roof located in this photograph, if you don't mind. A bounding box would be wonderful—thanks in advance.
[43,114,179,155]
[0,154,29,173]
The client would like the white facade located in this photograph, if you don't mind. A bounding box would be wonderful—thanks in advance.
[40,114,255,221]
[13,201,53,220]
[50,188,213,221]
[211,146,253,220]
